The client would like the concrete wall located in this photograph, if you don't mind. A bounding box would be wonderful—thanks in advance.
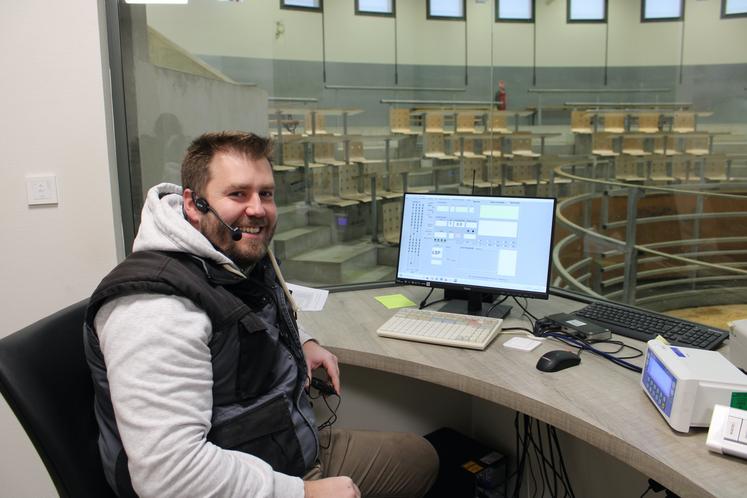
[148,0,747,66]
[0,0,120,496]
[148,0,747,126]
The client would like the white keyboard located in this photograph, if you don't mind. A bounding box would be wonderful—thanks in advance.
[376,308,503,350]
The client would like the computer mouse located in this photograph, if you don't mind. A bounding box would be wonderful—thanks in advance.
[536,350,581,372]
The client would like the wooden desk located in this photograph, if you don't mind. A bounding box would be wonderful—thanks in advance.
[268,107,364,142]
[446,131,561,156]
[413,109,533,133]
[298,286,746,498]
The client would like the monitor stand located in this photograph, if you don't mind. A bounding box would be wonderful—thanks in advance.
[438,291,512,319]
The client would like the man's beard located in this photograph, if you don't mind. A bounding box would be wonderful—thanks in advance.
[199,216,275,269]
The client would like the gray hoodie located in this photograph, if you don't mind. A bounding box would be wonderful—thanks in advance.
[93,183,310,498]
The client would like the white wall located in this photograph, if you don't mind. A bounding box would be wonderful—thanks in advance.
[0,0,119,496]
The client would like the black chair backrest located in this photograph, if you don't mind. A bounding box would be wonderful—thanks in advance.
[0,300,116,498]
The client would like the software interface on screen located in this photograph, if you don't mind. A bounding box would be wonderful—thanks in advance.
[397,193,556,296]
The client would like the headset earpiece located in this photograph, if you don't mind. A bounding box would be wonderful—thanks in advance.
[192,192,209,213]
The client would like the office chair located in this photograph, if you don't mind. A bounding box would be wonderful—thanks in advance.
[0,300,116,498]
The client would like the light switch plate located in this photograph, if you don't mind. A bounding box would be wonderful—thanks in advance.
[26,175,58,205]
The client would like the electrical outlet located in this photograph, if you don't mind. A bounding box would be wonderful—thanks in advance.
[26,174,58,205]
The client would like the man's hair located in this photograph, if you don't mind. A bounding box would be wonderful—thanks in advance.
[181,131,273,193]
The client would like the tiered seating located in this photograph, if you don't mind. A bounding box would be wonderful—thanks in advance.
[456,112,479,133]
[424,113,449,134]
[685,135,710,156]
[653,136,678,156]
[648,157,675,183]
[672,112,696,133]
[637,113,660,133]
[615,156,645,183]
[483,136,512,158]
[278,141,310,168]
[461,157,492,189]
[570,110,593,134]
[389,108,419,135]
[382,200,403,245]
[349,141,376,164]
[703,155,728,182]
[314,142,347,166]
[602,113,626,133]
[454,137,484,158]
[622,136,649,157]
[511,132,541,158]
[338,163,374,203]
[487,113,512,134]
[305,113,336,135]
[362,161,402,199]
[423,133,456,160]
[591,133,618,157]
[311,166,358,207]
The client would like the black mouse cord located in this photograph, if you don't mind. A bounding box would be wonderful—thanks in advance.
[541,332,643,373]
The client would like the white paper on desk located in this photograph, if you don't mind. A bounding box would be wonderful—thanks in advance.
[287,283,329,311]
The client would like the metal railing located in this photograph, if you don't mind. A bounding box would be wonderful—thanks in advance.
[551,157,747,311]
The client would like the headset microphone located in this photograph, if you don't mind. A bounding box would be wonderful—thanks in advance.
[192,194,243,241]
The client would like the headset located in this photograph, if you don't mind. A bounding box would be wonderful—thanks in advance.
[191,192,243,241]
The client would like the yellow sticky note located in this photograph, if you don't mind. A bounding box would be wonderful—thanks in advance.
[375,294,416,309]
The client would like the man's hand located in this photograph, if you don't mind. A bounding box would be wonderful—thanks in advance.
[302,341,340,394]
[304,477,360,498]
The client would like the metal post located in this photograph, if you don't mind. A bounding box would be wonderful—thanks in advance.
[303,142,313,205]
[459,136,465,185]
[384,139,392,191]
[274,111,284,165]
[622,187,642,305]
[537,94,543,125]
[590,253,603,294]
[342,111,350,164]
[692,161,706,290]
[582,192,591,229]
[357,163,364,193]
[601,190,609,230]
[370,176,379,243]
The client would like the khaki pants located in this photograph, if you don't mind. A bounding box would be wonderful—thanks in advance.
[304,429,439,498]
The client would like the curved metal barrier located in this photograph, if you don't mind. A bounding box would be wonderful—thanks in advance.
[551,156,747,312]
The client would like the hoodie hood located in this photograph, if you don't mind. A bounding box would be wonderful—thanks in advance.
[133,183,237,270]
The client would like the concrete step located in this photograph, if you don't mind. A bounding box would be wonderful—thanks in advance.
[344,264,396,285]
[283,240,379,284]
[272,225,332,261]
[275,203,309,232]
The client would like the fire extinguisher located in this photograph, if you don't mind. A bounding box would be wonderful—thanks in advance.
[496,80,507,110]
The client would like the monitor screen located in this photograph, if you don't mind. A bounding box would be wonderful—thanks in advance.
[395,192,556,301]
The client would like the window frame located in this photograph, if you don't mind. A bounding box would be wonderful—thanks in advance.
[567,0,608,24]
[426,0,466,21]
[280,0,323,12]
[496,0,535,23]
[721,0,747,18]
[355,0,395,17]
[641,0,684,23]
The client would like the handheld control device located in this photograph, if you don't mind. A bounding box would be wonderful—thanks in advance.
[641,340,747,432]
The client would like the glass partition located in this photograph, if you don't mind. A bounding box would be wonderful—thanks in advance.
[108,0,747,327]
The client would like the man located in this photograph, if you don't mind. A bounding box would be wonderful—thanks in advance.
[84,131,438,497]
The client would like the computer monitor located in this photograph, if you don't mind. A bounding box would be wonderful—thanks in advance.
[395,192,557,317]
